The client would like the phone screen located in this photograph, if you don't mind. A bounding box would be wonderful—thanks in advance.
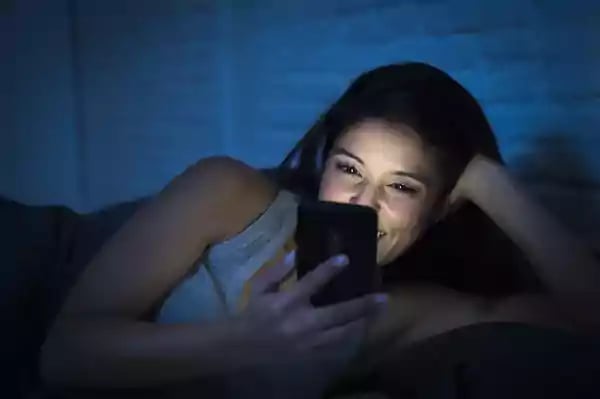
[295,200,380,306]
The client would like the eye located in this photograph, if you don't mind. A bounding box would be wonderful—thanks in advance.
[389,182,417,194]
[335,161,362,177]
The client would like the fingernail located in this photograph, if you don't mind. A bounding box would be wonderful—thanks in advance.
[284,250,296,265]
[332,254,348,267]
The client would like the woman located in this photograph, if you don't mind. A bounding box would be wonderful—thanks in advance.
[40,62,600,398]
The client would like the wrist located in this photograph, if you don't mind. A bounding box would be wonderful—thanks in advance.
[464,158,510,207]
[188,316,255,374]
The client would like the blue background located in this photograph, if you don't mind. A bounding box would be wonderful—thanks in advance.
[2,0,599,248]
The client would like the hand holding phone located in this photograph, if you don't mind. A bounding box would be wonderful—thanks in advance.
[235,250,387,365]
[295,200,381,307]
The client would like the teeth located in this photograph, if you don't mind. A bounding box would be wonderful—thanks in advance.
[377,231,385,238]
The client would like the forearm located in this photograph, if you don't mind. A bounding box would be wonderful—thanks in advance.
[471,164,600,330]
[361,300,409,371]
[40,317,248,389]
[363,288,421,356]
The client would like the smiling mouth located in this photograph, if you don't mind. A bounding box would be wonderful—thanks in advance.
[377,230,386,240]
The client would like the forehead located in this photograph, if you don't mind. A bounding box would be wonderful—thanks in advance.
[334,120,437,175]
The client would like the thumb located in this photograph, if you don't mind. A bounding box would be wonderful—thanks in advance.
[249,250,296,298]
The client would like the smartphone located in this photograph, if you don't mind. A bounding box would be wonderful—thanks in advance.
[295,200,380,307]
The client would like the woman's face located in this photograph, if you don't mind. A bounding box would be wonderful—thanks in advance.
[318,119,444,266]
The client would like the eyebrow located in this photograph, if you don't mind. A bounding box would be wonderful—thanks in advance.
[330,146,430,186]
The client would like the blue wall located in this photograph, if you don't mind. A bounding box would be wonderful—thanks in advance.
[2,0,599,246]
[1,0,80,207]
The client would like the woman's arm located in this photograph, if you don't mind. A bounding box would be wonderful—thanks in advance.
[40,156,278,388]
[365,156,600,355]
[367,284,568,349]
[450,156,600,333]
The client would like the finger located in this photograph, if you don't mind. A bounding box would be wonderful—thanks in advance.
[312,293,388,331]
[249,250,296,298]
[303,318,367,351]
[283,254,349,307]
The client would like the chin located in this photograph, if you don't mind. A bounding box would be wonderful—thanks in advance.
[376,238,410,267]
[376,245,393,267]
[377,252,400,267]
[376,240,387,265]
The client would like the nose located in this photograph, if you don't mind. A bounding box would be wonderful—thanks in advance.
[350,186,380,210]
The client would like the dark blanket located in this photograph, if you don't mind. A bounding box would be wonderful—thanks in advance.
[0,196,144,398]
[365,322,600,399]
[2,193,599,399]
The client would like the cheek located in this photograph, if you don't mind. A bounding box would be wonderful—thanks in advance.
[386,199,427,232]
[379,198,433,260]
[318,171,353,202]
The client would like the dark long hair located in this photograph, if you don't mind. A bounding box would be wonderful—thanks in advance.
[276,62,538,296]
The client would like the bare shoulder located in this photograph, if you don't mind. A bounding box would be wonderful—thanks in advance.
[166,156,275,205]
[158,156,278,241]
[178,156,269,184]
[55,156,278,318]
